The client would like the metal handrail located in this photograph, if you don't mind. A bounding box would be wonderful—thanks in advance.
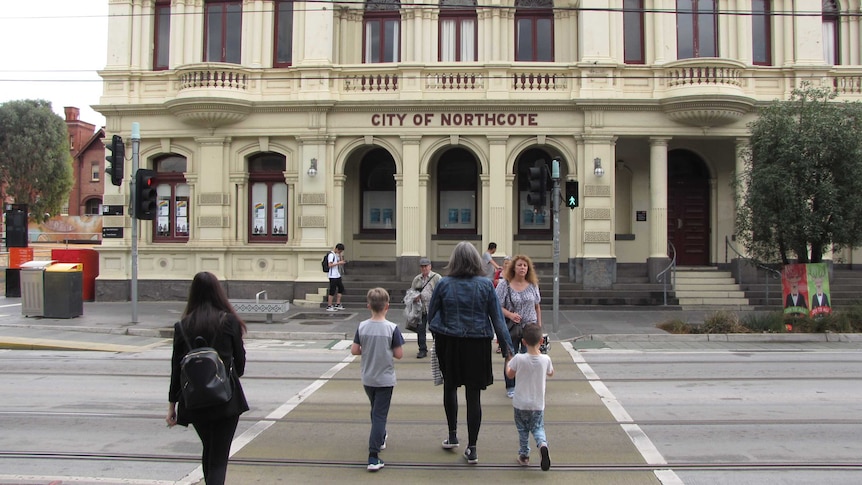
[657,242,677,306]
[724,236,781,305]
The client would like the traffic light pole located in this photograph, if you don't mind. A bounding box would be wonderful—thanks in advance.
[551,158,560,334]
[130,122,140,323]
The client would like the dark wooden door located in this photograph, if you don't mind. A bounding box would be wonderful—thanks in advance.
[667,150,710,266]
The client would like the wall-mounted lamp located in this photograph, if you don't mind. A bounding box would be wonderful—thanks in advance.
[307,158,318,177]
[593,157,604,177]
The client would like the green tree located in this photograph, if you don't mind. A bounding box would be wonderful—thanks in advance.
[734,84,862,264]
[0,99,74,223]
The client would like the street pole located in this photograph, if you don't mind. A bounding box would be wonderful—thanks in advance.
[551,158,560,333]
[130,122,140,323]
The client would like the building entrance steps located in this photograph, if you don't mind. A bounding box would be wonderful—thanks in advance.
[227,342,664,483]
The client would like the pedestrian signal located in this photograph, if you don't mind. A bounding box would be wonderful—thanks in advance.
[134,169,157,220]
[565,180,579,209]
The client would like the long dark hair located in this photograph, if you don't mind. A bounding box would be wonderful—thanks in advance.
[182,271,246,341]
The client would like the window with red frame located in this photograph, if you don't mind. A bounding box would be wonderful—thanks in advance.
[248,153,288,242]
[676,0,717,59]
[153,155,190,242]
[205,0,242,63]
[623,0,645,64]
[273,0,294,67]
[364,0,401,63]
[153,0,171,70]
[514,0,553,62]
[439,4,477,62]
[751,0,772,66]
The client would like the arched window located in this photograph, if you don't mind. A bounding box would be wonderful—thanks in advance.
[439,0,477,62]
[823,0,839,65]
[437,148,478,234]
[364,0,401,63]
[623,0,645,64]
[676,0,717,59]
[85,198,101,216]
[752,0,772,66]
[360,149,397,233]
[249,153,288,241]
[153,155,189,242]
[515,0,553,62]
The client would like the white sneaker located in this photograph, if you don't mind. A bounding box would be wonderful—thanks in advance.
[335,304,345,310]
[326,306,337,312]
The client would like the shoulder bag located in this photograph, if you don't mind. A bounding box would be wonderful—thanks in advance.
[503,283,523,343]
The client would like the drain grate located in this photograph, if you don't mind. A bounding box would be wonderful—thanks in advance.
[299,320,338,326]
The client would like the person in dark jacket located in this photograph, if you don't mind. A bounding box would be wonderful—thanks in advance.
[427,241,514,465]
[166,271,249,485]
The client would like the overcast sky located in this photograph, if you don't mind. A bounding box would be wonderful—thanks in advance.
[0,0,108,127]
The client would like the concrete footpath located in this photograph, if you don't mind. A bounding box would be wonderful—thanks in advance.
[1,298,861,351]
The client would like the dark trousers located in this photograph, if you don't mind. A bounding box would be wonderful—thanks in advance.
[443,381,482,447]
[192,415,240,485]
[417,312,428,352]
[364,385,393,454]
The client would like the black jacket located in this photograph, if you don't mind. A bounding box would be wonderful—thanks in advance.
[169,314,249,426]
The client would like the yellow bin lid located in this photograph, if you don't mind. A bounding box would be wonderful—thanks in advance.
[46,263,82,272]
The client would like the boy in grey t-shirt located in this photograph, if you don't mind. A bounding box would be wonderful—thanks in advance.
[351,288,404,472]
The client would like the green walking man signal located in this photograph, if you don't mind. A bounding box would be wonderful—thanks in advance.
[565,180,578,209]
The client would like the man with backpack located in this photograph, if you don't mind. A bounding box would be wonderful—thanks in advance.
[326,243,347,311]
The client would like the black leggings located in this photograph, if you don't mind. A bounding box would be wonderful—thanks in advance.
[192,415,240,485]
[443,381,482,447]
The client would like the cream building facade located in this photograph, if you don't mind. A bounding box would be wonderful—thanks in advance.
[95,0,862,300]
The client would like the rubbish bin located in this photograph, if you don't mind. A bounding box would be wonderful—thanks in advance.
[52,249,99,301]
[43,263,83,319]
[20,260,56,317]
[5,247,34,298]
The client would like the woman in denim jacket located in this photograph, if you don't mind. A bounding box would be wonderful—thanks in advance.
[427,241,514,465]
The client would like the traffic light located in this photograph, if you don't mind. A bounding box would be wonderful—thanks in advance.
[105,135,125,186]
[526,162,548,208]
[134,169,157,220]
[566,180,579,209]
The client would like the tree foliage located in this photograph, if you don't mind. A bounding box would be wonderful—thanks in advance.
[0,99,74,223]
[734,84,862,264]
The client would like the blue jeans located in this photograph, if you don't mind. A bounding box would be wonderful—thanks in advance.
[364,385,393,454]
[514,408,547,457]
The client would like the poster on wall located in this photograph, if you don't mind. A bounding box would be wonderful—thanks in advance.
[273,202,285,235]
[175,198,189,235]
[253,202,266,235]
[157,199,170,236]
[782,263,831,317]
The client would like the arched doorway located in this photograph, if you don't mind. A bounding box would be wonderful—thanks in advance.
[668,149,710,266]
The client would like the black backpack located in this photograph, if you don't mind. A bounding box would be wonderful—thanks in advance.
[178,320,233,410]
[322,252,331,273]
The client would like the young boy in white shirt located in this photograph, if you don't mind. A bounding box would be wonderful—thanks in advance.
[505,323,554,470]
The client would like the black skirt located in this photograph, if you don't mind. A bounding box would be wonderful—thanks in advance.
[434,334,494,390]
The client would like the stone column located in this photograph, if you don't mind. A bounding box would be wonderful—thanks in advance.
[577,135,616,288]
[193,136,231,242]
[488,136,509,255]
[648,137,670,282]
[397,136,422,279]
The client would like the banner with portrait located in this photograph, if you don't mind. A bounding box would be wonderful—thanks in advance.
[782,263,831,317]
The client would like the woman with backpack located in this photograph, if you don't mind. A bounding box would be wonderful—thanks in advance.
[166,271,249,485]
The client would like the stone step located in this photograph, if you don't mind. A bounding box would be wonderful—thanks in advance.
[674,290,747,298]
[677,297,750,306]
